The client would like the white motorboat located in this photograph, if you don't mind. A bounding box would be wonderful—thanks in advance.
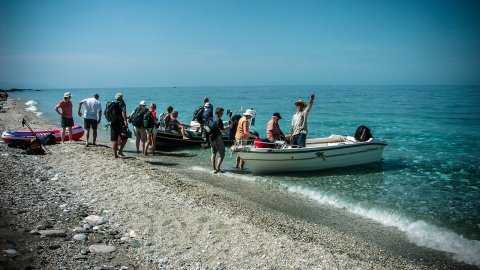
[231,135,387,174]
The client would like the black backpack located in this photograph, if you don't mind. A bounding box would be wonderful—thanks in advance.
[104,101,116,122]
[132,107,147,127]
[228,114,242,140]
[193,106,205,125]
[355,125,373,142]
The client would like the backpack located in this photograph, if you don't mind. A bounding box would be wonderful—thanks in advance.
[143,110,155,129]
[193,106,205,124]
[228,114,242,140]
[355,125,373,142]
[104,101,116,122]
[41,133,57,145]
[132,107,147,127]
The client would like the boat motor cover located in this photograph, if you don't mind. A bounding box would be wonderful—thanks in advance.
[254,138,276,148]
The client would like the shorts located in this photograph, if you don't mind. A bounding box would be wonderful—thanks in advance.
[211,135,225,157]
[147,127,158,139]
[61,117,74,128]
[110,123,126,141]
[134,126,147,141]
[84,118,98,129]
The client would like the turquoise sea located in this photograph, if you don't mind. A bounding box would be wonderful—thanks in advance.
[9,85,480,266]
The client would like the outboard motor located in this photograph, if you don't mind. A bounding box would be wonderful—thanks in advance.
[355,125,373,142]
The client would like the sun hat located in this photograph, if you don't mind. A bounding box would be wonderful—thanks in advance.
[294,99,307,107]
[243,109,254,117]
[115,92,123,100]
[139,100,146,106]
[273,112,282,119]
[63,92,71,98]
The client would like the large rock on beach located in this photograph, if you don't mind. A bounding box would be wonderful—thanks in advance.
[39,230,67,238]
[84,215,107,226]
[89,244,116,254]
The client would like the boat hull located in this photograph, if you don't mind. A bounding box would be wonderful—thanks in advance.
[1,126,85,143]
[155,128,234,148]
[235,136,387,174]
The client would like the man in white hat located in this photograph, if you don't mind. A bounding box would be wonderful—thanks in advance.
[291,94,315,147]
[55,92,74,143]
[129,100,148,153]
[234,108,258,169]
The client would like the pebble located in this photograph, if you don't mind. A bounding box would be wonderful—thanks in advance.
[73,234,88,241]
[84,215,107,226]
[29,229,40,235]
[3,249,17,256]
[73,254,88,260]
[83,223,93,230]
[37,220,54,230]
[89,245,116,254]
[73,226,90,233]
[39,230,67,238]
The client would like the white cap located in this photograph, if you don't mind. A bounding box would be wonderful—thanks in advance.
[243,109,254,117]
[139,100,146,106]
[63,92,71,98]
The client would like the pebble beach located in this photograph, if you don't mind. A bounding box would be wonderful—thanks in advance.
[0,98,476,270]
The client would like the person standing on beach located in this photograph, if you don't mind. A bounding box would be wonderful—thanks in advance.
[77,93,102,146]
[144,103,158,155]
[110,93,128,158]
[291,94,315,148]
[206,107,229,173]
[266,112,285,142]
[234,109,258,169]
[55,92,74,143]
[129,101,148,153]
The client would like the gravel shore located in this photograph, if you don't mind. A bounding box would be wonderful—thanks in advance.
[0,99,475,270]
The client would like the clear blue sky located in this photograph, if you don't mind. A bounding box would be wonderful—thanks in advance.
[1,0,479,88]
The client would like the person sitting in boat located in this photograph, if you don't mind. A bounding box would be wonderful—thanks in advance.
[235,109,259,169]
[163,105,174,129]
[291,94,314,148]
[266,112,285,142]
[203,97,213,119]
[171,111,191,140]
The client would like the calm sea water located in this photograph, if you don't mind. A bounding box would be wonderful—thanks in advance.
[9,85,480,265]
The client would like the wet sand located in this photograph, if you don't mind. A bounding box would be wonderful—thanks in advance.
[0,98,476,269]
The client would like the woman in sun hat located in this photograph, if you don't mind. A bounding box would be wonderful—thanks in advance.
[54,92,74,143]
[234,108,258,169]
[291,94,315,147]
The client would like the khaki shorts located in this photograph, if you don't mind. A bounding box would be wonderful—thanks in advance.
[134,126,147,141]
[211,135,225,157]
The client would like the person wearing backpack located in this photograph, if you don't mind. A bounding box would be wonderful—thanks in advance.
[206,107,231,173]
[110,92,128,158]
[129,101,148,153]
[143,103,158,155]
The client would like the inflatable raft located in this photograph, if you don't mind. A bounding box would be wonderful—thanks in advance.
[1,126,84,143]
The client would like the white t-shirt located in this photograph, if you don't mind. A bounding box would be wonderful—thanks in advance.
[81,97,102,120]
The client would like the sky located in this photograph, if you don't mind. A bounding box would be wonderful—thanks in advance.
[0,0,479,88]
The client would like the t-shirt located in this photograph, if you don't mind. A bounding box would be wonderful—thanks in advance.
[206,116,223,139]
[81,97,102,120]
[55,100,73,118]
[291,110,309,136]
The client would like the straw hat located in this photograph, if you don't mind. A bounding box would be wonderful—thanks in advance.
[294,99,307,107]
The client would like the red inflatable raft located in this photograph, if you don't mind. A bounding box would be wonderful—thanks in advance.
[1,125,85,143]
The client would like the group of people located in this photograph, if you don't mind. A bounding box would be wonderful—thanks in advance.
[54,91,315,169]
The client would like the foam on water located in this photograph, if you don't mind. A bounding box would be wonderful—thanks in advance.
[24,100,42,116]
[190,166,261,182]
[286,185,480,267]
